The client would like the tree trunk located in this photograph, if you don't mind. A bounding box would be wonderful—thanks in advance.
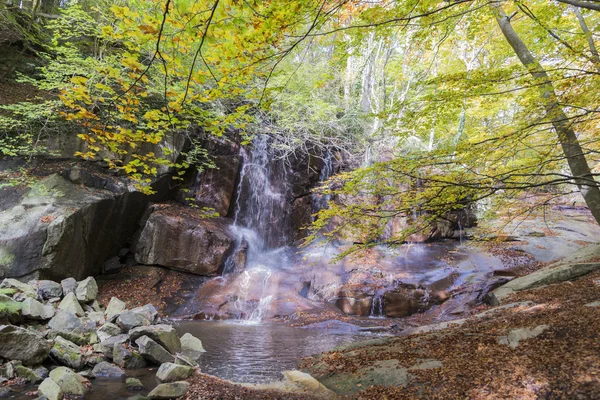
[572,6,600,72]
[492,1,600,225]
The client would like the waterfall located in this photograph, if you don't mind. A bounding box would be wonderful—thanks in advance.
[226,135,291,322]
[312,149,333,214]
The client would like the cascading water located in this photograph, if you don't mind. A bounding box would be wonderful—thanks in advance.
[226,135,292,323]
[312,149,333,214]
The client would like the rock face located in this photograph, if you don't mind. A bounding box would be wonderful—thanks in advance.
[336,287,375,316]
[0,170,165,280]
[135,206,244,276]
[0,325,51,365]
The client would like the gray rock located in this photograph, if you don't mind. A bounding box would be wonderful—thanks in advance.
[180,333,205,353]
[61,278,77,296]
[28,280,63,300]
[130,304,158,323]
[135,336,174,365]
[83,300,102,313]
[46,330,88,346]
[91,361,125,378]
[50,336,83,370]
[33,365,49,379]
[156,363,194,383]
[498,325,550,348]
[48,310,84,332]
[113,343,147,369]
[117,310,151,331]
[105,297,126,321]
[22,298,55,320]
[76,277,98,303]
[58,292,85,317]
[93,334,129,357]
[86,311,106,325]
[49,366,87,396]
[147,381,189,399]
[39,377,63,400]
[174,353,199,367]
[103,257,122,274]
[0,279,36,298]
[129,325,181,354]
[128,396,150,400]
[126,377,144,391]
[15,364,43,383]
[97,322,122,342]
[0,325,51,365]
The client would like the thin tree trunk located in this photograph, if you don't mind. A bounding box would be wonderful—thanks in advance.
[572,6,600,72]
[492,1,600,225]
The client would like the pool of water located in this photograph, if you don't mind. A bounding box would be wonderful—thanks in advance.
[175,320,371,383]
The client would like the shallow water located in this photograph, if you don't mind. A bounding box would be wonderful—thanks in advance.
[175,320,371,383]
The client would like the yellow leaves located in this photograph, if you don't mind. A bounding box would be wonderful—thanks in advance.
[139,24,157,35]
[122,54,142,71]
[71,76,88,85]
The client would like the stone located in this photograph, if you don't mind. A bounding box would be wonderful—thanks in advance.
[135,336,174,365]
[128,396,150,400]
[50,336,83,370]
[15,365,43,383]
[117,310,151,331]
[49,367,87,396]
[147,381,189,399]
[498,325,550,348]
[113,343,147,369]
[103,256,122,274]
[156,363,194,383]
[34,365,50,379]
[126,377,144,391]
[336,287,374,316]
[129,325,181,354]
[0,279,36,298]
[135,207,240,276]
[130,304,158,323]
[174,353,199,367]
[93,334,129,356]
[283,370,334,397]
[91,361,125,378]
[76,277,98,303]
[383,284,437,318]
[58,292,85,317]
[78,369,94,379]
[86,311,106,325]
[105,297,126,321]
[48,310,84,332]
[83,300,102,313]
[0,293,22,320]
[28,280,63,300]
[97,322,122,342]
[60,278,77,296]
[491,262,600,305]
[180,333,206,353]
[0,325,51,365]
[39,377,63,400]
[22,298,55,320]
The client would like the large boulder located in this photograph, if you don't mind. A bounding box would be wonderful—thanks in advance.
[117,310,151,331]
[0,325,51,365]
[39,377,63,400]
[135,206,244,276]
[135,336,174,365]
[148,381,189,399]
[76,277,98,303]
[49,366,88,396]
[105,297,126,321]
[97,322,122,342]
[91,361,125,378]
[179,155,242,216]
[180,333,205,353]
[28,280,63,299]
[129,324,181,354]
[336,286,375,316]
[58,292,85,317]
[22,297,55,320]
[113,343,147,369]
[383,284,438,318]
[156,363,194,382]
[48,310,84,332]
[0,171,161,280]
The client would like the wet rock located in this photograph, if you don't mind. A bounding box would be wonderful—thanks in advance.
[129,324,181,354]
[49,366,87,396]
[180,333,205,353]
[22,297,55,320]
[135,336,174,365]
[156,363,194,383]
[50,336,83,370]
[29,280,63,300]
[60,278,77,296]
[283,370,334,398]
[15,365,43,383]
[39,377,63,400]
[105,297,126,321]
[58,292,84,317]
[48,310,84,332]
[383,284,437,318]
[126,377,144,391]
[97,322,122,342]
[147,381,189,399]
[117,310,151,331]
[0,325,51,365]
[135,206,239,276]
[113,344,147,369]
[91,361,125,378]
[76,277,98,303]
[336,287,374,316]
[498,325,550,348]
